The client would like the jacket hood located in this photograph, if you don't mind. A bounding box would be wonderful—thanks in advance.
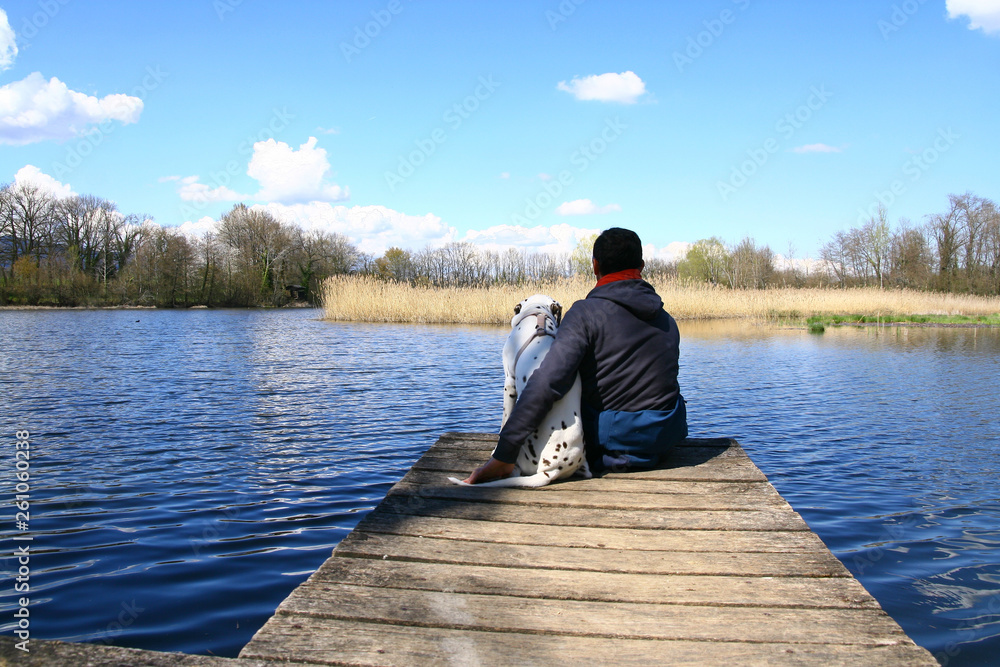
[587,280,664,320]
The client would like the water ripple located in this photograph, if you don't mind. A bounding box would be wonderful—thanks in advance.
[1,312,998,663]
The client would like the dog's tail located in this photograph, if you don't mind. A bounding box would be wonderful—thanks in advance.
[447,474,554,488]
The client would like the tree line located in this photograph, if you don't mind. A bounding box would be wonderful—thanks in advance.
[2,182,997,308]
[673,192,999,294]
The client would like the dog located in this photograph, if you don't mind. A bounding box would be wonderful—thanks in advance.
[450,294,591,487]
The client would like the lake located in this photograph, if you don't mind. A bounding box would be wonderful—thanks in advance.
[1,308,998,664]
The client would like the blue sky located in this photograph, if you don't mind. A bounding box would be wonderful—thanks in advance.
[2,0,998,261]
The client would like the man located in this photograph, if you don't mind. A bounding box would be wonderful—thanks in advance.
[463,227,687,484]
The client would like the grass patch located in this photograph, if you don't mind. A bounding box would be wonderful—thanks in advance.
[804,313,1000,328]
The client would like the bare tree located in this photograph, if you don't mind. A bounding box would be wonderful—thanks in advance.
[218,204,294,304]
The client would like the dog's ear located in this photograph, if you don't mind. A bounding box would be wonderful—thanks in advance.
[552,301,562,326]
[513,303,522,314]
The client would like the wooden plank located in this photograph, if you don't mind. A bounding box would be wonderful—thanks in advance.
[333,531,848,577]
[0,637,289,667]
[238,433,937,666]
[371,494,809,531]
[275,583,908,645]
[414,452,769,482]
[241,616,937,667]
[388,479,791,511]
[306,558,879,609]
[403,467,774,495]
[353,512,833,553]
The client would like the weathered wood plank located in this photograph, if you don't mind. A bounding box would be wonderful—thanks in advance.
[414,452,769,482]
[0,637,289,667]
[371,494,809,531]
[334,531,848,577]
[388,478,791,511]
[237,433,937,666]
[241,616,937,666]
[306,557,879,609]
[353,512,833,553]
[275,583,907,645]
[403,467,774,495]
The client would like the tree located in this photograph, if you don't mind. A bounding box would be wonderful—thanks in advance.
[218,204,293,305]
[569,233,598,276]
[374,247,414,282]
[4,182,56,265]
[729,237,774,289]
[857,206,892,289]
[678,237,730,285]
[889,220,932,288]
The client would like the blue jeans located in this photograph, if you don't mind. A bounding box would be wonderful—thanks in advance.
[583,396,688,472]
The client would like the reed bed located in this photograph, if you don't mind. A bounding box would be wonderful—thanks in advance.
[320,274,1000,325]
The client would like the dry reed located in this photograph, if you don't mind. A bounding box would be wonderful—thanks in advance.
[320,274,1000,325]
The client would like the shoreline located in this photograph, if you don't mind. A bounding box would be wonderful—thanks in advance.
[0,303,319,311]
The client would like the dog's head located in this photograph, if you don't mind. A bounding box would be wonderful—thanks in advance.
[512,294,562,329]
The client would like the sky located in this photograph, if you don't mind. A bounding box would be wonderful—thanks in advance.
[1,0,998,262]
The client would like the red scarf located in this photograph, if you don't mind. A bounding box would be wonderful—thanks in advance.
[595,268,642,288]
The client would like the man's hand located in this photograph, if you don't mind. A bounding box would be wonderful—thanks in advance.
[462,457,516,484]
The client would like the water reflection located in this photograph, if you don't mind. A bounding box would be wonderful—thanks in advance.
[681,319,1000,666]
[0,310,997,663]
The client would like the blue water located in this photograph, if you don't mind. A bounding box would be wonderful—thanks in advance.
[1,310,998,664]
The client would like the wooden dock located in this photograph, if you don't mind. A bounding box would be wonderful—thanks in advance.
[240,433,936,666]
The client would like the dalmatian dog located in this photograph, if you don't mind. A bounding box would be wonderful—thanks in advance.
[450,294,591,487]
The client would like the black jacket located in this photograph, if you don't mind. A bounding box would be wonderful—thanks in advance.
[494,279,681,463]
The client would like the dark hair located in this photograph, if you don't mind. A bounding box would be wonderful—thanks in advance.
[593,227,643,274]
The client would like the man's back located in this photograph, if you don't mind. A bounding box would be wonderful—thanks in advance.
[495,278,683,467]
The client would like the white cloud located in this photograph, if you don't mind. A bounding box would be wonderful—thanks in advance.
[555,199,622,216]
[247,136,348,204]
[0,72,143,145]
[774,253,826,274]
[557,71,647,104]
[168,137,349,208]
[1,9,17,72]
[644,241,691,263]
[13,165,75,198]
[176,216,219,240]
[463,222,600,255]
[792,143,842,154]
[947,0,1000,34]
[499,172,510,180]
[258,202,456,255]
[170,175,247,203]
